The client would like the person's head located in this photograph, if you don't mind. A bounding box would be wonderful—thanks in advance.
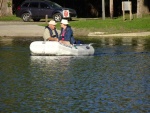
[60,19,69,29]
[48,20,57,30]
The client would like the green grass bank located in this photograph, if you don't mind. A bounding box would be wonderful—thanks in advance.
[0,15,150,36]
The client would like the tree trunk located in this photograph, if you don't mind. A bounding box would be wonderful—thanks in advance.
[110,0,113,19]
[137,0,143,18]
[102,0,105,20]
[142,0,149,14]
[0,0,12,16]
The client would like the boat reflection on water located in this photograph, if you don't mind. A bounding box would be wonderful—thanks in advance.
[30,55,94,76]
[30,56,73,66]
[30,56,73,72]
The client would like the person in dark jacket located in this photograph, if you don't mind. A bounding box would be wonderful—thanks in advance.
[59,19,75,45]
[43,20,59,41]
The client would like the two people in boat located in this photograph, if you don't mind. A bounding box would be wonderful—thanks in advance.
[43,19,75,46]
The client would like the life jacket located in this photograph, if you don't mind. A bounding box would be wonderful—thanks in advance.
[45,26,58,38]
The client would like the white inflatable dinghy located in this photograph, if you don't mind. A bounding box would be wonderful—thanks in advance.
[30,41,95,56]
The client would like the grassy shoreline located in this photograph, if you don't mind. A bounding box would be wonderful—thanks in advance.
[0,15,150,37]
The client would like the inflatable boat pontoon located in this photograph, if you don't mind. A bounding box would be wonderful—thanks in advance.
[30,41,95,56]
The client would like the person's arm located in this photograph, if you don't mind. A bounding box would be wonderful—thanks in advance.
[65,27,75,44]
[64,27,73,42]
[43,28,58,41]
[59,40,71,45]
[48,37,58,41]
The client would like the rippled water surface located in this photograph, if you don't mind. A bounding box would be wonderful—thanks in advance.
[0,38,150,113]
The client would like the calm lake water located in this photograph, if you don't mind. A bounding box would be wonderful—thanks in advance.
[0,37,150,113]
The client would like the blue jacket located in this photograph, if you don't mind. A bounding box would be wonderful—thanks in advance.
[59,26,75,44]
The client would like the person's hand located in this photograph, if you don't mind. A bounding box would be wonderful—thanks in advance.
[55,38,59,41]
[59,40,71,46]
[59,40,62,43]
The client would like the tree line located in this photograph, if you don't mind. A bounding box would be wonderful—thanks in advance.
[0,0,149,18]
